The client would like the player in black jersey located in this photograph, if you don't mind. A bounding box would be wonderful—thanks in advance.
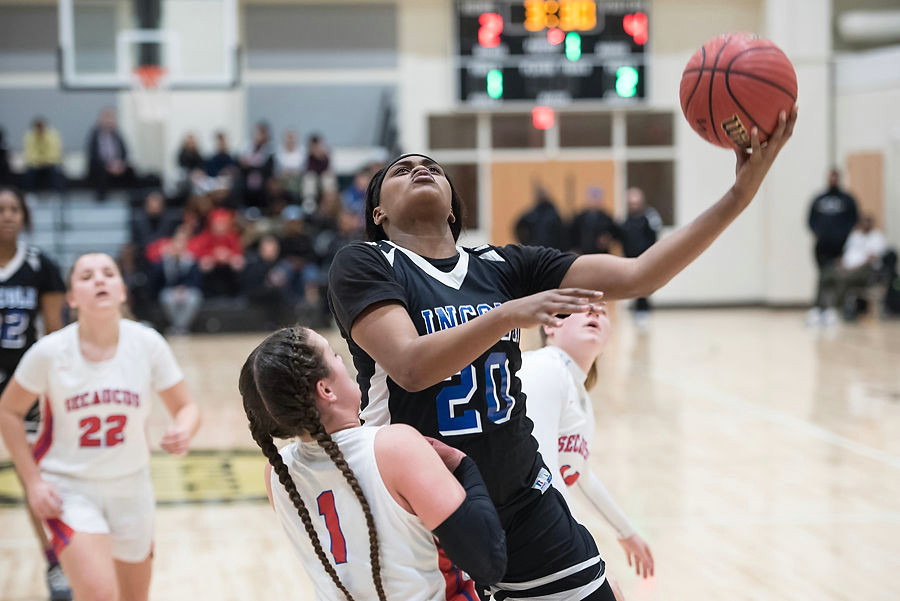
[328,110,796,600]
[0,187,69,600]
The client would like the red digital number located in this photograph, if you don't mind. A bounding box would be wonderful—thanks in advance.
[316,490,347,564]
[79,414,128,448]
[478,12,503,48]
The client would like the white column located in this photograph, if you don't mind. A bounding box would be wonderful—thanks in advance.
[760,0,832,304]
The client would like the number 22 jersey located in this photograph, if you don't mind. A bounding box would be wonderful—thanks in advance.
[328,240,576,508]
[14,319,184,479]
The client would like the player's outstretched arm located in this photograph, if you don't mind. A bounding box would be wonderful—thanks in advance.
[561,106,797,300]
[0,378,62,519]
[352,288,602,392]
[576,467,654,578]
[158,380,201,455]
[376,425,507,585]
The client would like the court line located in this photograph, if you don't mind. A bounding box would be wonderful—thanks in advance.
[651,370,900,470]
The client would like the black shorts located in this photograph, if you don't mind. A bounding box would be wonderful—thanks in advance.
[489,478,612,600]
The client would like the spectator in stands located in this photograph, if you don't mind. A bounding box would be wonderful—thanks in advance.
[807,168,859,326]
[178,133,204,173]
[189,208,244,297]
[243,234,295,326]
[22,117,66,195]
[280,206,319,303]
[621,187,663,326]
[207,131,237,177]
[85,107,135,200]
[569,186,620,255]
[157,226,203,335]
[183,194,214,237]
[828,214,889,320]
[0,128,10,185]
[239,122,274,209]
[276,130,304,201]
[341,166,369,218]
[301,133,337,209]
[514,187,566,250]
[132,190,180,256]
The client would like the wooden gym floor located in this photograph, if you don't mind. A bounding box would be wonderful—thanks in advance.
[1,308,898,600]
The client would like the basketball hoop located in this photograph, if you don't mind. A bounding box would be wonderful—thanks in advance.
[132,65,170,122]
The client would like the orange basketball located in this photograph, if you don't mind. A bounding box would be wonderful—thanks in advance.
[680,33,798,149]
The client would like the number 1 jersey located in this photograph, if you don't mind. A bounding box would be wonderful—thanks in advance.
[14,319,184,479]
[328,240,576,507]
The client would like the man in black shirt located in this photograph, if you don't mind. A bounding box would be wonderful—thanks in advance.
[569,186,621,255]
[808,169,858,325]
[621,187,662,324]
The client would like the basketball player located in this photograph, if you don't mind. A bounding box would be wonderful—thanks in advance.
[327,109,796,600]
[240,326,506,601]
[0,252,201,601]
[0,186,69,600]
[521,304,654,579]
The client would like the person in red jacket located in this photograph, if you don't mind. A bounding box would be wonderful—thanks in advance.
[188,208,245,297]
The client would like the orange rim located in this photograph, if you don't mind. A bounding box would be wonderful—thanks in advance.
[134,65,166,88]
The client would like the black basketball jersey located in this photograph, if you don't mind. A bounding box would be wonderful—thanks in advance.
[0,244,65,390]
[328,240,577,507]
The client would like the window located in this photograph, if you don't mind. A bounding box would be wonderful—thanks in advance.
[429,115,477,150]
[559,113,613,147]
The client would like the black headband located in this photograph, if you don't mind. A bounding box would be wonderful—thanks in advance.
[369,153,438,208]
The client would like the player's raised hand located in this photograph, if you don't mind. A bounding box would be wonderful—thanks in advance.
[160,423,192,455]
[618,533,655,579]
[26,477,62,519]
[423,436,466,472]
[732,104,798,203]
[502,289,604,330]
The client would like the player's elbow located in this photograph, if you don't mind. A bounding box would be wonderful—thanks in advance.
[474,543,508,587]
[388,366,432,392]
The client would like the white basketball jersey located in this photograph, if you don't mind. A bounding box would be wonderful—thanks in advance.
[270,426,476,601]
[15,319,184,479]
[521,346,595,502]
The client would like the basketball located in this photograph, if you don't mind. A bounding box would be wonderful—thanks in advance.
[680,33,798,149]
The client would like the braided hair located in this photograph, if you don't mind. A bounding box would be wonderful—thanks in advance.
[239,327,387,601]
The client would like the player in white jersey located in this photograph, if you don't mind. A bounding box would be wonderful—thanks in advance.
[520,303,655,580]
[0,252,201,601]
[240,326,507,601]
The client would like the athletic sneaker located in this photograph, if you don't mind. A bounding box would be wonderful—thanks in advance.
[805,307,822,327]
[46,564,72,601]
[822,307,839,327]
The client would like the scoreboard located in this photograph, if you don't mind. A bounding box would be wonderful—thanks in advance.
[456,0,649,104]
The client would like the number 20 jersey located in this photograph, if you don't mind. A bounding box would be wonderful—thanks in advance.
[14,319,184,479]
[328,240,576,508]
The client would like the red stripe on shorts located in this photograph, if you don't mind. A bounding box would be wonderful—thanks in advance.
[46,518,74,556]
[435,540,478,601]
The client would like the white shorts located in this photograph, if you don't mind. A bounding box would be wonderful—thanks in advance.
[42,468,155,563]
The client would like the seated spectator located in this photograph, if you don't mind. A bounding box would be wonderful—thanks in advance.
[183,193,214,237]
[301,133,337,209]
[156,227,203,335]
[85,107,135,200]
[0,128,10,185]
[276,130,303,201]
[22,117,66,195]
[132,190,180,256]
[178,133,205,173]
[816,214,889,322]
[243,234,295,326]
[280,206,319,303]
[239,121,274,209]
[341,167,369,218]
[206,131,237,177]
[188,208,244,297]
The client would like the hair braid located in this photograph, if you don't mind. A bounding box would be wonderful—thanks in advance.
[287,328,388,601]
[240,347,356,601]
